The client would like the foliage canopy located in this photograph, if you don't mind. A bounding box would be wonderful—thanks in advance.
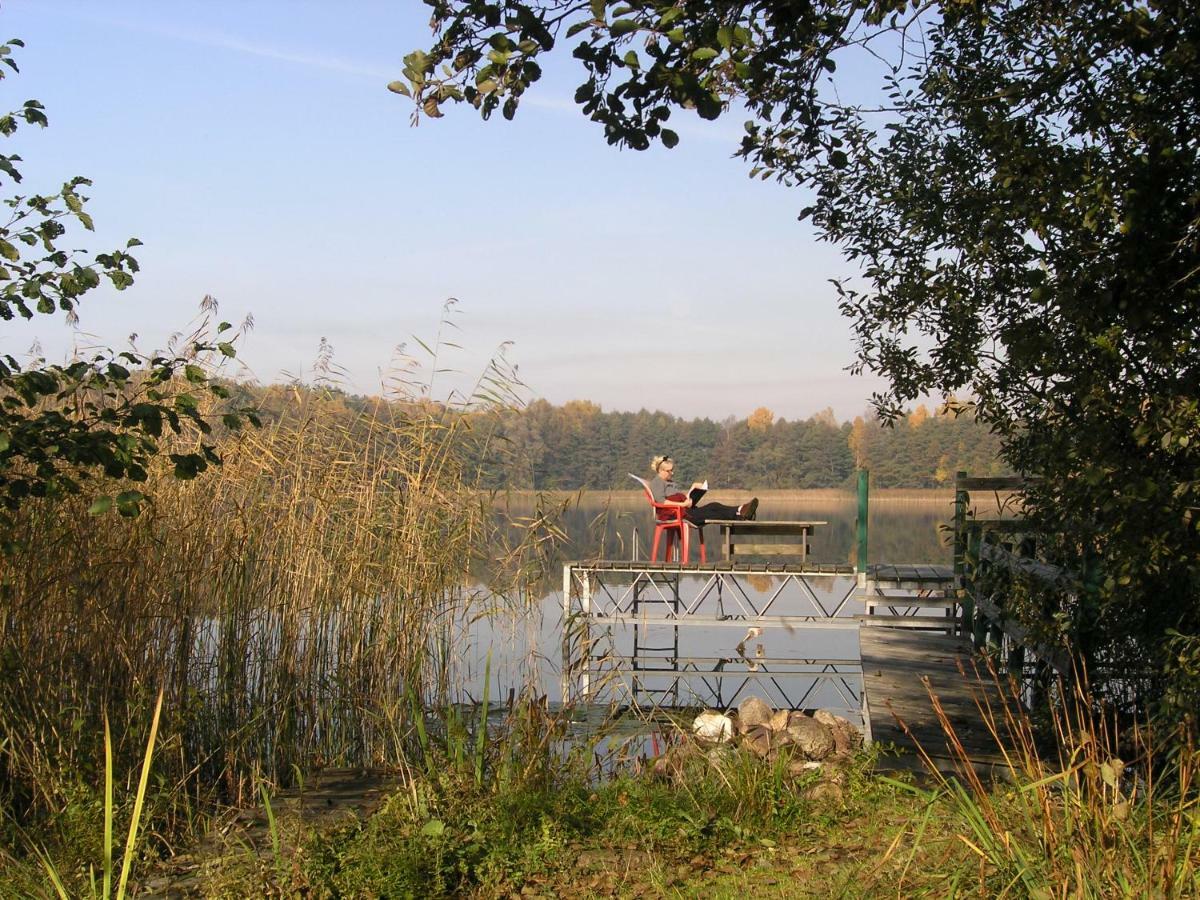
[403,0,1200,712]
[0,39,256,527]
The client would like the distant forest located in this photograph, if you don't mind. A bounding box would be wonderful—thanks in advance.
[248,384,1007,491]
[471,400,1008,491]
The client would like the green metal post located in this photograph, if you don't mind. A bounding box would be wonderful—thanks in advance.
[953,471,968,582]
[953,471,970,640]
[856,469,869,576]
[962,524,980,639]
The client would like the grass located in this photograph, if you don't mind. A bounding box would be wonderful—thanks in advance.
[151,733,945,898]
[112,675,1200,898]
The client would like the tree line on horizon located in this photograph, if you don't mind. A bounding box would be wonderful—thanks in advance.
[239,386,1006,492]
[478,399,1007,491]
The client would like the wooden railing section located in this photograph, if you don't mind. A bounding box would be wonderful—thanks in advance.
[953,472,1074,678]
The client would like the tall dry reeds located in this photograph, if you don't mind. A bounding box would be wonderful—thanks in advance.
[0,324,551,836]
[916,662,1200,896]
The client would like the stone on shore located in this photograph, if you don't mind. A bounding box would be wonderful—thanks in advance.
[742,725,773,758]
[736,697,773,732]
[785,715,835,760]
[692,711,734,744]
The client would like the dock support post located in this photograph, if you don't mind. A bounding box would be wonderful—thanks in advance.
[856,469,869,580]
[561,564,572,704]
[580,569,592,699]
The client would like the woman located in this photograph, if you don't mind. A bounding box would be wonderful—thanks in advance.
[648,455,758,527]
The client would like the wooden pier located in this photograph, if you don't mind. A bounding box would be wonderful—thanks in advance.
[560,470,1067,770]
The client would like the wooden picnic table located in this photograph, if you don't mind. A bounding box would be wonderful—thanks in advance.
[708,519,828,564]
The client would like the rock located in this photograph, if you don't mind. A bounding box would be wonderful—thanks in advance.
[741,725,772,758]
[786,716,836,760]
[767,709,790,732]
[737,696,774,732]
[787,759,823,777]
[804,781,845,803]
[693,711,734,744]
[813,709,839,729]
[814,710,864,753]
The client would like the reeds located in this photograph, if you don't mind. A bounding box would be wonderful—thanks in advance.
[919,662,1200,896]
[0,320,553,870]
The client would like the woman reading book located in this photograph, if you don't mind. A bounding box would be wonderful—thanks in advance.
[648,455,758,527]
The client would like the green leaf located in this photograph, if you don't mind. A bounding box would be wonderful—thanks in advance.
[217,342,237,358]
[661,128,679,149]
[610,18,639,37]
[0,239,18,262]
[386,80,411,97]
[420,819,446,837]
[691,47,719,62]
[88,496,113,516]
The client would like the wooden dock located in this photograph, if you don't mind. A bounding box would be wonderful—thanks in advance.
[859,628,1006,769]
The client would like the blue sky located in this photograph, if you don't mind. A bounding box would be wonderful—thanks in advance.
[2,0,891,421]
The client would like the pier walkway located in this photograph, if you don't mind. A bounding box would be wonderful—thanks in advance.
[560,471,1065,769]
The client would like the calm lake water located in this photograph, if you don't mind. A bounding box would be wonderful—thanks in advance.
[456,492,958,720]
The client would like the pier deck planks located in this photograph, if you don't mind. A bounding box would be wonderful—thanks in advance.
[859,628,1006,767]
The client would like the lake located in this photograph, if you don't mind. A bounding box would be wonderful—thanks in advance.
[454,490,959,719]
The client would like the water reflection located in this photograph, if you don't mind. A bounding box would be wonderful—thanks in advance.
[460,492,957,713]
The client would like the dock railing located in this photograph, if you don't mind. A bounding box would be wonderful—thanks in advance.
[953,472,1078,702]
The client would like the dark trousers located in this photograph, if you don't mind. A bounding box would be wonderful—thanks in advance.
[685,502,741,528]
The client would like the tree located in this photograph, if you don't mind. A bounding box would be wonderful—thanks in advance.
[0,40,256,527]
[403,1,1200,711]
[747,406,774,433]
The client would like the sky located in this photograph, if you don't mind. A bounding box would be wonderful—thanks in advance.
[2,0,894,422]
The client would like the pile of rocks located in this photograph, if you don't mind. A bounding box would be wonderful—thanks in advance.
[691,696,863,763]
[650,697,865,801]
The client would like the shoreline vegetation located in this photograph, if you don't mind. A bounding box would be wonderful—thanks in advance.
[500,487,961,503]
[0,374,1191,895]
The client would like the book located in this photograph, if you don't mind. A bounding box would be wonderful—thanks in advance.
[688,480,708,505]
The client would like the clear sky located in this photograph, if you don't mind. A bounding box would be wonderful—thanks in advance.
[2,0,891,422]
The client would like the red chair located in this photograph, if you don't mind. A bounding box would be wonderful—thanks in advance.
[629,475,707,563]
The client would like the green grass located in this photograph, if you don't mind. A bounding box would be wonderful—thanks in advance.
[124,742,979,898]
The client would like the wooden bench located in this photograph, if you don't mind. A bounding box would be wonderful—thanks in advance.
[708,520,827,564]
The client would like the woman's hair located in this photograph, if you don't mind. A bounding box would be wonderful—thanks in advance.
[650,454,671,475]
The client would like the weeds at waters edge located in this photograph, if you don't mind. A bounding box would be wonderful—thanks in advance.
[909,660,1200,896]
[179,721,922,898]
[0,308,570,894]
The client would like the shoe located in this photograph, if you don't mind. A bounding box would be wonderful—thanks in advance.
[740,497,759,521]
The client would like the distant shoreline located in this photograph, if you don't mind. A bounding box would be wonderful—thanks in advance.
[493,488,961,503]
